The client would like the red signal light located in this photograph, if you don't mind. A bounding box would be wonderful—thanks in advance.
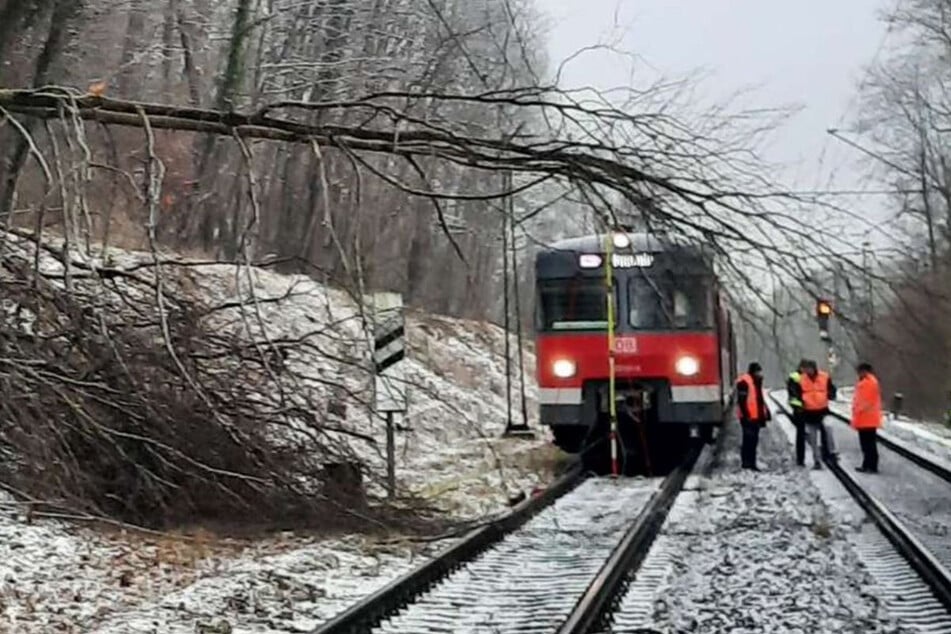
[815,299,832,341]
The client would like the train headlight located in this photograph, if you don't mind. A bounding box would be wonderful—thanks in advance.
[552,359,577,378]
[578,254,602,268]
[675,355,700,377]
[612,232,631,249]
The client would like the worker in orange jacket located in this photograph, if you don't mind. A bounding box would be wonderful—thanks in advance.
[800,359,838,468]
[736,362,771,470]
[851,362,883,473]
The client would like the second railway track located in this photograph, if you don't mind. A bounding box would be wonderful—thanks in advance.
[771,395,951,632]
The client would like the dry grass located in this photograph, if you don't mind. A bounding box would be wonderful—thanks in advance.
[507,442,570,477]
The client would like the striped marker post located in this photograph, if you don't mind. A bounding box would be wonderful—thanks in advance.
[372,292,407,497]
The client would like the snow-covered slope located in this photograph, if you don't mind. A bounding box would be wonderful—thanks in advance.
[0,234,561,633]
[171,259,558,516]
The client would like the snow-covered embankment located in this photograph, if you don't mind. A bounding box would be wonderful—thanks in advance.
[0,236,560,633]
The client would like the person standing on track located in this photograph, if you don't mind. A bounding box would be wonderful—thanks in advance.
[787,360,807,466]
[736,362,771,471]
[800,359,838,469]
[851,362,883,473]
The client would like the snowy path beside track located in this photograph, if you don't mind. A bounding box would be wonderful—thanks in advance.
[608,418,909,634]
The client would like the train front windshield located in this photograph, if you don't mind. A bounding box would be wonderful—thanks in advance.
[627,273,713,330]
[536,273,712,332]
[537,278,613,331]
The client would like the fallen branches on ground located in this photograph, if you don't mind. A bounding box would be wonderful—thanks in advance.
[0,231,438,531]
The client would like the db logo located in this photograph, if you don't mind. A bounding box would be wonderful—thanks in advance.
[615,337,638,354]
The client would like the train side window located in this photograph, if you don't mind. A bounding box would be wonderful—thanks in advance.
[538,278,614,331]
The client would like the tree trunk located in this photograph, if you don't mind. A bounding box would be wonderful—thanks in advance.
[0,0,82,218]
[161,0,175,94]
[183,0,255,252]
[217,0,253,110]
[0,1,58,78]
[117,0,147,98]
[176,2,203,107]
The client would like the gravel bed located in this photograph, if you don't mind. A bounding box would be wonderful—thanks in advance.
[606,418,909,634]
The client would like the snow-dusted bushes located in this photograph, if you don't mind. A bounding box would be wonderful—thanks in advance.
[0,232,376,529]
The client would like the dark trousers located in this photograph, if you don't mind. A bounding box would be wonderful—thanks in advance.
[802,411,835,458]
[859,429,879,471]
[740,420,761,468]
[792,413,806,465]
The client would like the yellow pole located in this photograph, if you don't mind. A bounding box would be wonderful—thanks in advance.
[605,232,619,477]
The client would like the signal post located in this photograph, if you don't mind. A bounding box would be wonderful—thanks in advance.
[372,292,407,498]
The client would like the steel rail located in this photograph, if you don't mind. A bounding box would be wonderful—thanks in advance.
[769,388,951,484]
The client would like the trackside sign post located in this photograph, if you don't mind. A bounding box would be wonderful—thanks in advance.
[371,292,407,497]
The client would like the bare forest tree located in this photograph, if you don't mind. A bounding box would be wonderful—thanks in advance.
[0,0,550,320]
[849,0,951,417]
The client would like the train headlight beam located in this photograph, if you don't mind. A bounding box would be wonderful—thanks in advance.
[552,358,577,379]
[675,355,700,377]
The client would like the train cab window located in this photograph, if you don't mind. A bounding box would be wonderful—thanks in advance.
[628,275,712,330]
[628,277,674,329]
[537,278,613,331]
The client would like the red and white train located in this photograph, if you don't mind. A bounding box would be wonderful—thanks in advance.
[534,230,737,464]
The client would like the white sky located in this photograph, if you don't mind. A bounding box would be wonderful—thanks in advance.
[538,0,896,242]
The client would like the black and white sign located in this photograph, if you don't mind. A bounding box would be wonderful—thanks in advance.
[372,292,407,413]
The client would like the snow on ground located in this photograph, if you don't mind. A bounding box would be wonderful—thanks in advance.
[376,478,662,633]
[0,234,564,632]
[827,414,951,568]
[622,419,909,633]
[0,500,450,633]
[182,261,561,517]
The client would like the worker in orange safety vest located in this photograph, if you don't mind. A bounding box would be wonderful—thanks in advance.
[735,362,771,471]
[799,359,838,468]
[851,362,883,473]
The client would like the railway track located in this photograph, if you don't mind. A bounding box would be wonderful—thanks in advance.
[312,461,584,634]
[556,445,702,634]
[767,388,951,483]
[315,445,705,634]
[771,396,951,632]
